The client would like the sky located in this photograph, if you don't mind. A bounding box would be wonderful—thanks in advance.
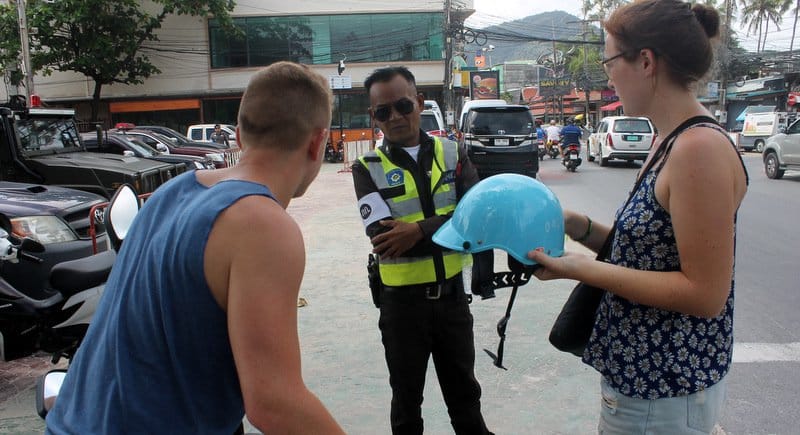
[468,0,798,52]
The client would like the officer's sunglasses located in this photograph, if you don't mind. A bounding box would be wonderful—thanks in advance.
[372,98,416,122]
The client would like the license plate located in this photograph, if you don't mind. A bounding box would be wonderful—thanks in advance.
[538,143,545,149]
[623,135,641,142]
[570,154,579,160]
[495,138,509,146]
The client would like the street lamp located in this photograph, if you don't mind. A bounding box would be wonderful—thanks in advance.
[481,44,495,68]
[337,56,345,146]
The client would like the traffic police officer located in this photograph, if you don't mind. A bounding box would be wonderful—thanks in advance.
[352,66,493,435]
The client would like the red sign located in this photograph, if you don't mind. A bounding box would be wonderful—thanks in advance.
[788,92,800,106]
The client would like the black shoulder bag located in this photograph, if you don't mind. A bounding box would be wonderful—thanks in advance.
[548,115,718,357]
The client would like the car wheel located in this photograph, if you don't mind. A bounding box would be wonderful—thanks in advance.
[755,140,765,153]
[764,152,784,179]
[599,147,608,167]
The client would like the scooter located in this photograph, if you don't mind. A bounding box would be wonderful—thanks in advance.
[562,143,582,172]
[324,139,344,163]
[546,140,560,159]
[0,185,139,364]
[537,139,546,161]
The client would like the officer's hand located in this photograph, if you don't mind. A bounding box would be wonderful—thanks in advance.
[370,220,423,259]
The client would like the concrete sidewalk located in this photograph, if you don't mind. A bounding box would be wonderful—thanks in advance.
[285,163,599,434]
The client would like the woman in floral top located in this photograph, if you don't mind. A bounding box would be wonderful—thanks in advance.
[528,0,748,433]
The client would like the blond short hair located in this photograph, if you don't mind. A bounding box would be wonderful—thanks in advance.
[237,62,333,149]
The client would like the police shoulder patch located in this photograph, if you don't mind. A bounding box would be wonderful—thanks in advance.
[386,168,404,187]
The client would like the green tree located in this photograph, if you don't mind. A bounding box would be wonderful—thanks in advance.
[580,0,629,22]
[1,0,237,122]
[0,3,22,87]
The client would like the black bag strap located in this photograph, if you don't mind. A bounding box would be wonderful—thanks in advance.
[597,115,718,261]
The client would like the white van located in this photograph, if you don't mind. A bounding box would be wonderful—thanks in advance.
[458,99,507,131]
[187,124,237,144]
[739,111,790,152]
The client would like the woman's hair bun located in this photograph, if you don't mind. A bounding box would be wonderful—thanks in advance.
[691,3,720,38]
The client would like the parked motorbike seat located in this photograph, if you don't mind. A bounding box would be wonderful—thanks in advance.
[49,250,116,297]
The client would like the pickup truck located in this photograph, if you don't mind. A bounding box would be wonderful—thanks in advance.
[0,98,183,198]
[0,181,108,300]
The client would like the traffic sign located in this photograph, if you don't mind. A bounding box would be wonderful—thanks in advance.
[329,75,352,90]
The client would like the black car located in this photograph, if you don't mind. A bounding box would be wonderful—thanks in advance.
[80,132,214,171]
[460,104,539,179]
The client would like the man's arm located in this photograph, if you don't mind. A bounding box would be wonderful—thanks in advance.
[206,196,344,434]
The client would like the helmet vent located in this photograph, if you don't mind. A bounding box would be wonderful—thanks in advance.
[462,241,471,250]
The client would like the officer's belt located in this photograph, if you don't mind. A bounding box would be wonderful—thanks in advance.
[381,277,462,300]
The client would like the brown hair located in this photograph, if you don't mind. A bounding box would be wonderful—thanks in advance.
[604,0,720,88]
[237,61,332,149]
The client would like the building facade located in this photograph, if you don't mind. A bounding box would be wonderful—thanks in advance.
[3,1,473,134]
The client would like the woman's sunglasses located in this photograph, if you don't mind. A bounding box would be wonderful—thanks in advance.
[372,98,415,122]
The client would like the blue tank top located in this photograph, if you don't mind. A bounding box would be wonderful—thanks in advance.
[46,171,275,434]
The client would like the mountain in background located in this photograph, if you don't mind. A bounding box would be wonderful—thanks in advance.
[463,11,601,67]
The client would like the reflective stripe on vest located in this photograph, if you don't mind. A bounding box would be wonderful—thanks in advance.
[358,137,467,286]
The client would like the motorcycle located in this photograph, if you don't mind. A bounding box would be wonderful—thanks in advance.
[0,185,139,364]
[546,139,560,159]
[324,139,344,163]
[537,139,546,161]
[562,143,582,172]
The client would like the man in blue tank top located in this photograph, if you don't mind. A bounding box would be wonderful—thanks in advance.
[45,62,345,434]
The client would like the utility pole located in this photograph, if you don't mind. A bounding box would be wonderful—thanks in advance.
[717,0,732,126]
[443,0,453,127]
[16,0,34,99]
[581,21,590,125]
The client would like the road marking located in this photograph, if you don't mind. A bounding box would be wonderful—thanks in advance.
[733,342,800,363]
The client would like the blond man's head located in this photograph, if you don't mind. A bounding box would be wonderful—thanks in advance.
[237,62,333,150]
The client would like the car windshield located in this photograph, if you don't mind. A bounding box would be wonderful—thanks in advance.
[421,115,440,132]
[15,116,82,154]
[468,109,533,135]
[123,137,159,157]
[612,119,652,133]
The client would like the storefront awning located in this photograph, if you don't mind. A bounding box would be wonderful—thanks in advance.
[600,101,622,111]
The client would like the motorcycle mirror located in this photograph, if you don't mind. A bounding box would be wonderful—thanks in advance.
[105,184,140,252]
[20,237,45,253]
[35,369,67,419]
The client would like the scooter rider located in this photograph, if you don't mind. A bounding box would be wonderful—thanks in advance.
[545,119,561,153]
[559,118,583,158]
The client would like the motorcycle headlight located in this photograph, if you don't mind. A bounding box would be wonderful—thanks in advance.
[206,153,224,162]
[11,216,77,244]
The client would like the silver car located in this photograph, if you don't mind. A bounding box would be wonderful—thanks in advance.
[763,118,800,179]
[588,116,655,166]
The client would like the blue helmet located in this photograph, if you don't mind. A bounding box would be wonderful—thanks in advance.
[433,174,564,265]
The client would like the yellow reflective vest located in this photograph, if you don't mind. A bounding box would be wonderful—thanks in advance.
[358,137,469,286]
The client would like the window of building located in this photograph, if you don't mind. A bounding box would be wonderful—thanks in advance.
[209,13,443,68]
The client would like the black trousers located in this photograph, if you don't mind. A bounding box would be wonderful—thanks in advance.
[378,289,491,435]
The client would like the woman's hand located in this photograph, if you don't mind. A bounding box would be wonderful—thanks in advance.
[527,248,592,281]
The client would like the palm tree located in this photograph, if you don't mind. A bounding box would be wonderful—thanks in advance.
[740,0,788,52]
[789,0,799,53]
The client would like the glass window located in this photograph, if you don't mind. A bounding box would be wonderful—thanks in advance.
[613,119,652,133]
[210,13,443,68]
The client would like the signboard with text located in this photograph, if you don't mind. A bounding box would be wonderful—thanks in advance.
[538,77,571,97]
